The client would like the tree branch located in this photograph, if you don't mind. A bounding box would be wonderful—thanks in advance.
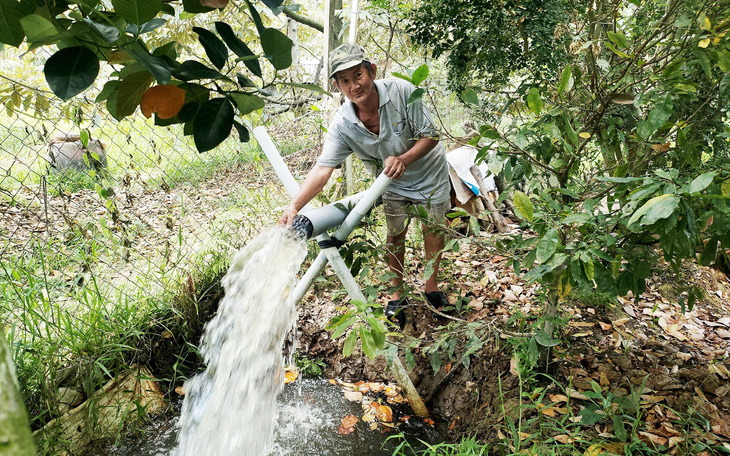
[282,7,323,33]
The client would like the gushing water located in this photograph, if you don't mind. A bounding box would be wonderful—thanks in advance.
[175,227,307,456]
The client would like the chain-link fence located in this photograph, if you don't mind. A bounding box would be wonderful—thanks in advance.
[0,35,471,440]
[0,54,332,435]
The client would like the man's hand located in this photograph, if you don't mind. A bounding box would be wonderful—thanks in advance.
[278,204,298,226]
[383,156,406,179]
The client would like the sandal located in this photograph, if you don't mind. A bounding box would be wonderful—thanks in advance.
[385,298,408,329]
[425,291,449,310]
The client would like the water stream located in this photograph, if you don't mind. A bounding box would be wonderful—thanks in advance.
[175,227,308,456]
[116,226,446,456]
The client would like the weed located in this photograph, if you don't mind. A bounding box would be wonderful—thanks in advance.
[292,352,326,377]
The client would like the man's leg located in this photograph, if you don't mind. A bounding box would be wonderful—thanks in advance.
[422,224,445,293]
[386,229,408,301]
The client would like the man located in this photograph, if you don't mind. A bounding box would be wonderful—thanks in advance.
[278,43,450,325]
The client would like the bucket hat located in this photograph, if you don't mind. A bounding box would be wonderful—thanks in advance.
[329,42,370,79]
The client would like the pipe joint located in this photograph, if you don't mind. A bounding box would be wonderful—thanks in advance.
[317,236,345,250]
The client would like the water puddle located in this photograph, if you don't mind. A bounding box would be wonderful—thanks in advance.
[112,378,445,456]
[108,226,445,455]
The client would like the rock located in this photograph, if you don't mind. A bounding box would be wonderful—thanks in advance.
[48,137,106,172]
[56,387,84,415]
[34,365,166,455]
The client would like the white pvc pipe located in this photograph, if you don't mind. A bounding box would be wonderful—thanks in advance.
[349,0,359,43]
[332,173,391,240]
[253,126,301,199]
[254,125,378,303]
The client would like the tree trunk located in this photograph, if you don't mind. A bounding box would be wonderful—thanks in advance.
[0,329,36,456]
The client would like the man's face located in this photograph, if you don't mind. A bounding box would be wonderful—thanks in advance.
[334,64,376,106]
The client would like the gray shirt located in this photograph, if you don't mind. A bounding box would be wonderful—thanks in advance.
[317,78,450,204]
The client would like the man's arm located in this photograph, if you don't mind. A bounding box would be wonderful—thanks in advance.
[382,137,438,180]
[278,165,336,225]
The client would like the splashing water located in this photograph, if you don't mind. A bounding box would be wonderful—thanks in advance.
[175,227,307,456]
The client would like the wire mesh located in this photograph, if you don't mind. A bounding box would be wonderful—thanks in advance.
[0,69,330,344]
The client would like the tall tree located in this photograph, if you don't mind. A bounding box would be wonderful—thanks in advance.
[0,329,35,456]
[410,0,730,353]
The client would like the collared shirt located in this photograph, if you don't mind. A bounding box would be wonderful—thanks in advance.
[317,78,450,204]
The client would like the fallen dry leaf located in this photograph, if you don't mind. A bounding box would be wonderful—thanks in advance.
[712,422,730,438]
[639,431,669,446]
[284,368,298,384]
[371,403,393,422]
[344,390,363,402]
[368,382,385,393]
[572,322,595,328]
[598,322,612,331]
[567,390,589,400]
[337,415,358,435]
[549,394,568,403]
[613,317,630,327]
[553,434,574,444]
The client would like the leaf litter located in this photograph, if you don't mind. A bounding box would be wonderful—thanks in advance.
[296,229,730,452]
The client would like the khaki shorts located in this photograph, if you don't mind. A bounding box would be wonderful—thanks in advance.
[381,191,450,237]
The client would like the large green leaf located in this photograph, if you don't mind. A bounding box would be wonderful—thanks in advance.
[558,65,573,97]
[407,88,424,106]
[535,331,561,347]
[699,237,718,266]
[606,30,628,48]
[527,87,542,115]
[44,46,100,100]
[128,48,171,84]
[215,21,262,77]
[95,80,119,103]
[245,0,265,35]
[513,191,533,222]
[126,18,167,36]
[84,18,121,43]
[343,331,357,357]
[461,88,478,105]
[176,60,229,81]
[689,171,715,194]
[193,98,234,152]
[359,326,376,359]
[411,64,429,86]
[645,94,673,136]
[536,228,560,263]
[20,14,57,42]
[115,71,153,118]
[642,194,680,225]
[261,0,283,9]
[260,27,293,70]
[193,26,228,70]
[0,0,26,46]
[229,92,265,115]
[717,49,730,73]
[112,0,161,25]
[628,193,680,226]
